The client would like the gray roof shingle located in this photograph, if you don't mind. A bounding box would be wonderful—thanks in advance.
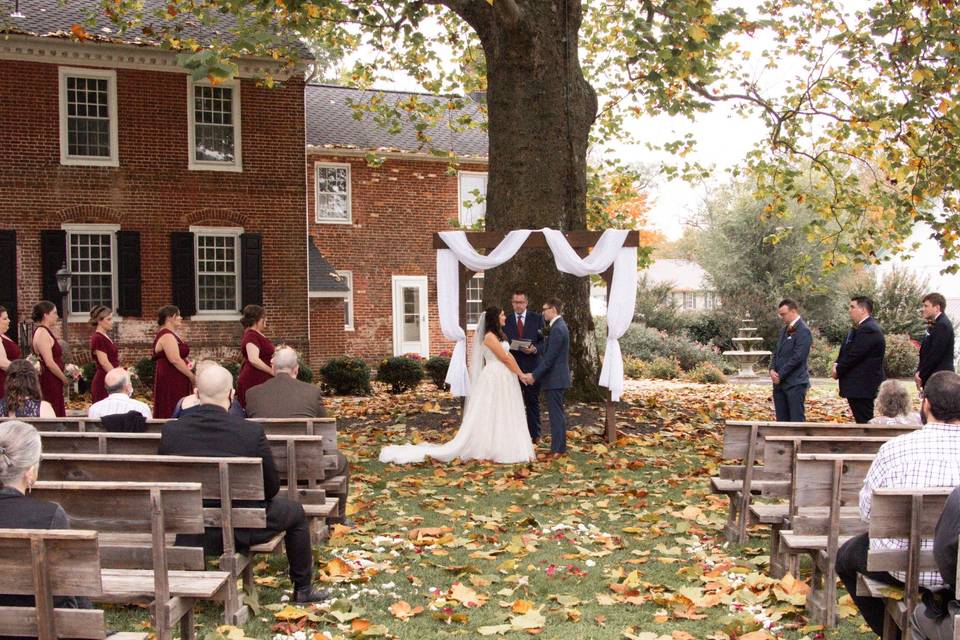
[305,84,488,158]
[1,0,311,58]
[308,239,349,294]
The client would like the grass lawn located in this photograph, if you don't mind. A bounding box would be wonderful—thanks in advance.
[105,382,879,639]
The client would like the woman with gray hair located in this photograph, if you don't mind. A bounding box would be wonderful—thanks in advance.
[870,379,921,425]
[0,420,92,615]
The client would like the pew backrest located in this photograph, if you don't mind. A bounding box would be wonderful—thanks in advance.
[762,435,890,478]
[722,420,916,461]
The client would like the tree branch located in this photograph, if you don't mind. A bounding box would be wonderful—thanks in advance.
[492,0,521,27]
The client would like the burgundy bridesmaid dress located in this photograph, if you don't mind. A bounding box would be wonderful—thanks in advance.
[89,331,120,403]
[34,326,65,417]
[236,329,275,408]
[152,328,192,419]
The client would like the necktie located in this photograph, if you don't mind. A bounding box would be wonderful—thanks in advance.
[517,314,524,335]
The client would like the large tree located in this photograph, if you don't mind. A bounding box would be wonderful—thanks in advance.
[94,0,960,398]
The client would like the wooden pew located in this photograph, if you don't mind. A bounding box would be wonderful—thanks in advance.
[857,488,952,640]
[37,431,341,519]
[37,454,275,625]
[777,453,874,626]
[714,420,916,544]
[29,481,228,640]
[0,528,147,640]
[751,435,891,577]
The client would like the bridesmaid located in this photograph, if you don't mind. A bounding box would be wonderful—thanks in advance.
[88,305,119,403]
[31,301,67,417]
[152,305,195,419]
[0,306,21,399]
[236,304,275,408]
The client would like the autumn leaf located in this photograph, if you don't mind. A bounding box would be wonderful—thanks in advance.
[388,600,424,621]
[69,24,91,40]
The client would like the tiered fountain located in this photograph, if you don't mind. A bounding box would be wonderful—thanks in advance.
[723,313,772,382]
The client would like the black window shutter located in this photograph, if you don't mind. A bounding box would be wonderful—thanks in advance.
[170,232,196,317]
[40,230,67,316]
[240,233,263,308]
[116,230,142,317]
[0,231,17,341]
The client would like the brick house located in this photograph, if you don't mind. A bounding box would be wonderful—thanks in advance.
[0,2,311,363]
[304,84,489,365]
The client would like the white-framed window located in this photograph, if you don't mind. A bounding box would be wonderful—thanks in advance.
[683,292,696,310]
[315,163,351,223]
[62,223,120,319]
[337,270,354,330]
[188,78,242,171]
[466,273,484,328]
[190,226,242,316]
[705,292,716,309]
[58,67,119,167]
[458,171,488,227]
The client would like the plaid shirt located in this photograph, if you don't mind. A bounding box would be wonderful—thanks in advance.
[860,422,960,586]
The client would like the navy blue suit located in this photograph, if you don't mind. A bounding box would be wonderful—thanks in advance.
[769,317,812,422]
[532,317,571,453]
[503,310,545,440]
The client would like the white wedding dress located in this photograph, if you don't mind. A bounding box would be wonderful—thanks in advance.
[379,338,535,465]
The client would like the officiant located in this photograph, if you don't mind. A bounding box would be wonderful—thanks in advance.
[503,289,545,442]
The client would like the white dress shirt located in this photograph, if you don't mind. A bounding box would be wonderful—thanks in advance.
[88,393,152,419]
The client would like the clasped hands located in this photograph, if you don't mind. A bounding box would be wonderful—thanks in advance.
[519,372,535,385]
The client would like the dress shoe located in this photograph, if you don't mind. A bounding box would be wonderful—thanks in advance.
[294,586,332,603]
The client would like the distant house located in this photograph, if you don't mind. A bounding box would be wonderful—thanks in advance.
[644,259,719,312]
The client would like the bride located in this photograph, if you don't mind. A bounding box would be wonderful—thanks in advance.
[379,306,536,465]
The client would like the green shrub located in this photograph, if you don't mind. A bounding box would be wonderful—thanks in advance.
[376,355,425,393]
[884,334,920,378]
[685,361,727,384]
[319,356,371,395]
[645,356,681,380]
[81,361,97,382]
[681,308,740,351]
[424,355,451,390]
[223,361,240,386]
[297,357,314,384]
[623,355,647,379]
[620,323,728,372]
[132,357,155,390]
[808,332,839,378]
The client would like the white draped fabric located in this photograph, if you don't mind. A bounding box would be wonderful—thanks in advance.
[436,228,636,401]
[437,230,532,396]
[540,228,637,401]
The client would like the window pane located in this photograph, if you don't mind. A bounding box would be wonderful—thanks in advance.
[196,234,238,312]
[68,232,113,314]
[66,76,111,158]
[466,274,484,325]
[193,85,235,162]
[458,173,487,226]
[403,287,420,342]
[316,167,349,221]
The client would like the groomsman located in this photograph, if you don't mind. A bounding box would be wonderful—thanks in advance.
[769,298,812,422]
[915,292,955,390]
[833,296,886,423]
[503,290,545,442]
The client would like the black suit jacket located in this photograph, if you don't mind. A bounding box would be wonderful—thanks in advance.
[158,404,280,502]
[835,316,886,399]
[934,484,960,598]
[918,313,955,386]
[502,311,544,373]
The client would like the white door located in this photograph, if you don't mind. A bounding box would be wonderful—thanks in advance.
[392,276,429,357]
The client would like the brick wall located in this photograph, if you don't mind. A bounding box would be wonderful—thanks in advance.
[307,153,487,366]
[0,58,308,365]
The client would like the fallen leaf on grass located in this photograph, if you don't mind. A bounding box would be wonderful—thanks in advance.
[387,600,424,621]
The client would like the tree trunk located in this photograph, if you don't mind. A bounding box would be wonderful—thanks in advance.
[464,0,602,400]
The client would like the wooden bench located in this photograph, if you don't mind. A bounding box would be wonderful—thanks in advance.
[776,453,874,625]
[857,487,952,640]
[750,435,892,577]
[36,431,342,525]
[30,481,229,640]
[0,528,147,640]
[37,453,276,625]
[715,420,916,543]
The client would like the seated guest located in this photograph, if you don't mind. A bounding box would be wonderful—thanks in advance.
[910,484,960,640]
[0,420,93,629]
[246,347,351,525]
[0,359,56,418]
[172,360,245,418]
[157,364,329,604]
[869,379,921,425]
[837,371,960,639]
[88,368,152,420]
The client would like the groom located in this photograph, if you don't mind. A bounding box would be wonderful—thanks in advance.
[503,289,545,442]
[521,297,570,456]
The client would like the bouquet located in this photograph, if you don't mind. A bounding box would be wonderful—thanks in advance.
[25,353,41,373]
[64,363,82,381]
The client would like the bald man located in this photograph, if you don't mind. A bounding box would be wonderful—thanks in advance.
[158,364,330,604]
[88,367,152,419]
